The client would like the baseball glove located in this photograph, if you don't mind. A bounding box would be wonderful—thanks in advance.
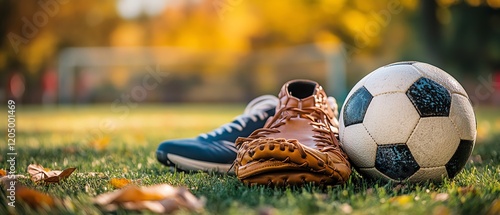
[235,136,351,186]
[233,79,351,186]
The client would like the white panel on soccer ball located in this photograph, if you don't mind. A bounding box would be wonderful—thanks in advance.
[411,62,468,97]
[363,93,420,145]
[358,167,396,182]
[406,117,460,167]
[364,65,422,96]
[407,166,447,182]
[449,94,477,140]
[341,124,377,168]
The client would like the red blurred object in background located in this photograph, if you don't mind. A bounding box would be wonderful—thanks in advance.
[8,72,25,101]
[42,68,57,104]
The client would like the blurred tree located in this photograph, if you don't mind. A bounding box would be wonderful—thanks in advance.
[420,0,442,64]
[416,0,500,76]
[446,3,500,75]
[1,0,498,102]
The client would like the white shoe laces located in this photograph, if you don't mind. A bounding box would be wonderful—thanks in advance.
[200,95,279,139]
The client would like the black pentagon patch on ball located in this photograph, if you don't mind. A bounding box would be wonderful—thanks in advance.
[406,77,451,117]
[343,87,373,127]
[445,139,474,178]
[375,144,420,180]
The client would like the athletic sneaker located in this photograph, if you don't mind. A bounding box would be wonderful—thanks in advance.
[156,95,279,173]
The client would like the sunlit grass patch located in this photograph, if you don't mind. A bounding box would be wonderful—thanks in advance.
[0,104,499,214]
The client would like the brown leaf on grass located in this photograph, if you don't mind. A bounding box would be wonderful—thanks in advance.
[110,178,132,189]
[27,164,76,183]
[1,175,56,209]
[16,185,56,208]
[94,184,205,213]
[432,193,450,202]
[486,199,500,215]
[0,169,6,177]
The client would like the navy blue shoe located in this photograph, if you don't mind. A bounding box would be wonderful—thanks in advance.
[156,95,278,173]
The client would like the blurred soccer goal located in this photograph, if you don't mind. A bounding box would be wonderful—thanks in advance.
[57,44,346,104]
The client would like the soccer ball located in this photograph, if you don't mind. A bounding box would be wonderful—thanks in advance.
[339,61,476,182]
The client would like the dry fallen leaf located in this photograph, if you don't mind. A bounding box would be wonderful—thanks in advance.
[0,169,6,177]
[487,199,500,215]
[16,185,56,208]
[27,164,76,183]
[1,173,56,209]
[433,193,450,202]
[110,178,132,189]
[94,184,205,213]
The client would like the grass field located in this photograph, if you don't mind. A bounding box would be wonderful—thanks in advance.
[1,104,499,215]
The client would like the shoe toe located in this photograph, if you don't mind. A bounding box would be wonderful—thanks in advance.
[156,138,236,170]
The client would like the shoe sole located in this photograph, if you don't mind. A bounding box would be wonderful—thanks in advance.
[165,154,233,174]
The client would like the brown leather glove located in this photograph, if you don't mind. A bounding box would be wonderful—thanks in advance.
[234,80,351,186]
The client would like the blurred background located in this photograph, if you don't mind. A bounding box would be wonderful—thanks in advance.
[2,0,499,105]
